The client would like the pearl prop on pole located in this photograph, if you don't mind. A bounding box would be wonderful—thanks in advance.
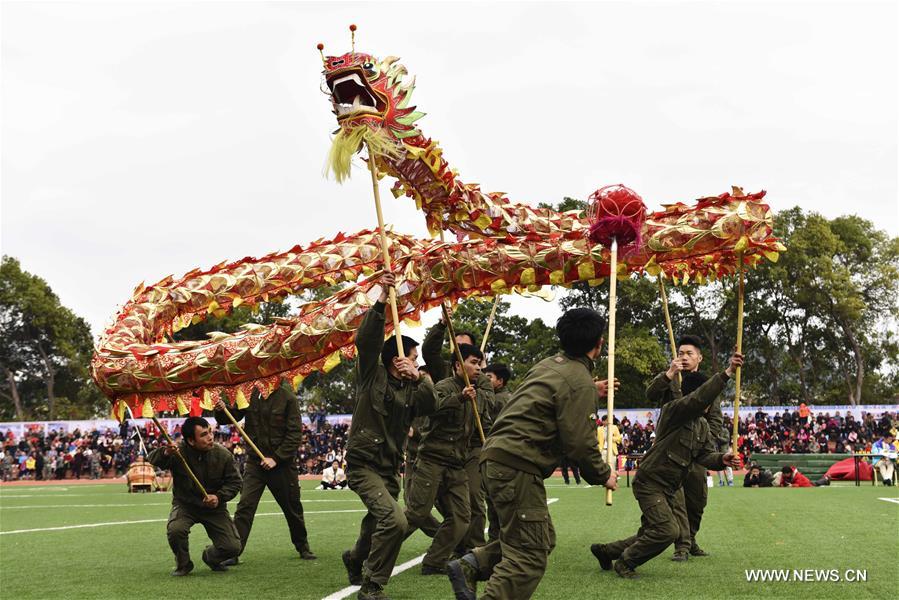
[587,184,647,507]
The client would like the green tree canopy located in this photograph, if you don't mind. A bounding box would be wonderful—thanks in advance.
[0,256,104,419]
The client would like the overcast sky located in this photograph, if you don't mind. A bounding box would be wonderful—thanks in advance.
[2,1,897,341]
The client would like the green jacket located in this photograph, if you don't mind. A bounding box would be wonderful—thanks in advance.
[404,415,427,459]
[481,353,611,486]
[646,371,727,449]
[421,321,494,445]
[489,388,511,432]
[213,382,303,466]
[419,375,491,468]
[148,441,241,509]
[636,372,731,492]
[346,302,437,475]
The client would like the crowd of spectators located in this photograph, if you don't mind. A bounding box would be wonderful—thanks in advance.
[0,416,350,482]
[2,408,896,483]
[729,408,899,461]
[611,409,898,462]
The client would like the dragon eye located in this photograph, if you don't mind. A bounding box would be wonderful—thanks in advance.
[363,62,374,70]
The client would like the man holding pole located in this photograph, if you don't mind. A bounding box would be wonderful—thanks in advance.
[644,335,727,561]
[342,272,437,600]
[422,316,494,556]
[591,352,743,579]
[483,363,511,542]
[148,416,242,576]
[213,382,316,561]
[405,343,487,575]
[447,308,618,600]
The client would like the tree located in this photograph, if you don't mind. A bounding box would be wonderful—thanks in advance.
[0,256,103,420]
[437,297,555,388]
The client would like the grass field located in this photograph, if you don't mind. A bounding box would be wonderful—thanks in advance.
[1,477,897,599]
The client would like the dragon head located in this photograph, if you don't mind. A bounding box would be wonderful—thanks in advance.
[322,50,424,141]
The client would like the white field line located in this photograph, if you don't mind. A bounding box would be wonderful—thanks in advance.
[544,484,592,488]
[322,554,426,600]
[0,509,367,536]
[0,486,71,492]
[877,497,899,504]
[321,497,560,600]
[0,499,361,510]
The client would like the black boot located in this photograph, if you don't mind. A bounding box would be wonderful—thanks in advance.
[590,544,613,571]
[170,561,194,576]
[447,553,478,600]
[343,550,363,585]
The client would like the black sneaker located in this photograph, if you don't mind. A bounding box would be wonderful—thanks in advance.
[614,560,638,579]
[420,563,446,575]
[590,544,613,571]
[357,580,390,600]
[671,551,689,562]
[202,549,228,572]
[299,547,318,560]
[447,553,478,600]
[170,562,194,576]
[343,550,363,586]
[221,557,239,567]
[689,546,710,557]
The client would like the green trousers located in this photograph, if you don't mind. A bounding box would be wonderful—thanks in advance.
[672,463,708,553]
[471,461,556,600]
[234,460,309,554]
[166,503,241,570]
[346,465,406,586]
[459,446,487,552]
[404,451,441,537]
[602,478,680,568]
[405,457,471,569]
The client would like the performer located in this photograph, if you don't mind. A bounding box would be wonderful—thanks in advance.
[596,414,622,470]
[482,363,511,542]
[213,383,316,561]
[422,317,494,556]
[405,343,488,574]
[147,416,242,575]
[322,460,347,489]
[591,352,743,578]
[644,335,726,561]
[447,308,618,600]
[341,272,437,600]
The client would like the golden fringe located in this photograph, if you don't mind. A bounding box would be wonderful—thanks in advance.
[325,126,402,183]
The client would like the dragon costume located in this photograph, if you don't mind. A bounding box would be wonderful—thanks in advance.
[91,45,783,418]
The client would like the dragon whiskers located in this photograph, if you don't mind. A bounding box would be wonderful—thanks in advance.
[325,126,402,183]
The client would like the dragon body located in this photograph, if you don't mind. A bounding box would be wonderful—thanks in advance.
[92,48,783,418]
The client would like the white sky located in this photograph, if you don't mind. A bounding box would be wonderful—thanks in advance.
[1,1,897,341]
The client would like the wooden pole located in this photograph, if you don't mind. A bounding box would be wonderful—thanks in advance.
[441,303,487,445]
[657,277,682,386]
[606,238,618,506]
[366,143,404,357]
[151,415,208,497]
[480,295,501,354]
[217,403,266,461]
[731,257,745,455]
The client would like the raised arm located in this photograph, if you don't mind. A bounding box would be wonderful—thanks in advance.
[355,302,387,383]
[661,353,743,425]
[646,360,683,405]
[421,321,449,382]
[412,375,438,418]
